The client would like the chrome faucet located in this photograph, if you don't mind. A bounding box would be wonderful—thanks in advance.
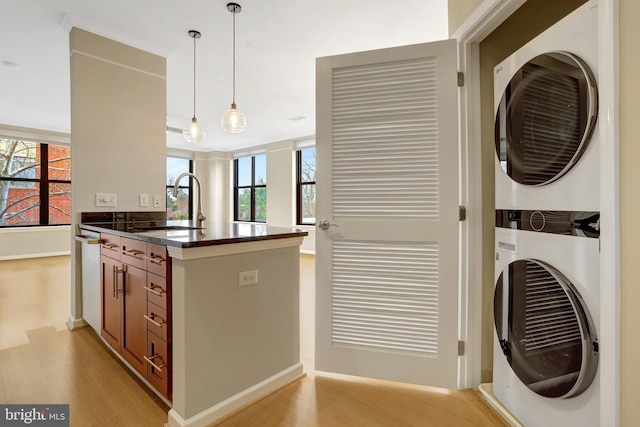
[173,172,206,228]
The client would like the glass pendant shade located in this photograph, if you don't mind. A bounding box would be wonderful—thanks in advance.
[222,3,246,134]
[220,103,246,133]
[183,117,206,143]
[183,30,205,143]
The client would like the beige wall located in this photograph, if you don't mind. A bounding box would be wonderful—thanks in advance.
[619,0,638,424]
[266,140,295,228]
[69,27,167,327]
[447,0,484,37]
[233,140,316,253]
[193,150,232,223]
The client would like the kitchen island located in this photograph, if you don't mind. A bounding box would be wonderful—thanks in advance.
[80,212,308,427]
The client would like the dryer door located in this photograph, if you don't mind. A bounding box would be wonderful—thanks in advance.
[494,259,598,398]
[494,52,598,186]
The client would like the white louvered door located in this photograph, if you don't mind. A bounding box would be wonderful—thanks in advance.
[315,39,460,388]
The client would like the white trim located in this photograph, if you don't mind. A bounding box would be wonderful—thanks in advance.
[232,147,267,159]
[0,124,70,145]
[70,49,166,80]
[478,384,524,427]
[167,236,304,260]
[452,0,527,43]
[0,225,71,234]
[294,137,316,149]
[598,1,620,426]
[65,315,87,331]
[167,363,304,427]
[455,36,484,388]
[0,251,70,262]
[167,149,195,160]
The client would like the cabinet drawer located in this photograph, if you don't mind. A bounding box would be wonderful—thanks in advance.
[121,237,146,270]
[146,273,167,309]
[146,333,170,399]
[145,302,168,341]
[146,243,169,277]
[100,233,121,260]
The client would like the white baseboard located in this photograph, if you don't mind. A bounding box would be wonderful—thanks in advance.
[478,383,523,427]
[0,251,71,261]
[168,363,305,427]
[65,314,87,330]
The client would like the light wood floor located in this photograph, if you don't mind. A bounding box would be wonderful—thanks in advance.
[0,255,507,427]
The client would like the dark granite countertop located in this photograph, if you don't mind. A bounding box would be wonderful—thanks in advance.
[79,212,308,249]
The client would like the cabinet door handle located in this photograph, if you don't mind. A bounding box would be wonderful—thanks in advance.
[112,265,118,298]
[144,313,166,327]
[143,254,166,265]
[113,265,126,299]
[144,355,166,372]
[143,284,164,296]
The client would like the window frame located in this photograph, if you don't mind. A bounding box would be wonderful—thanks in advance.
[296,147,316,226]
[0,140,71,227]
[233,154,267,223]
[166,157,194,221]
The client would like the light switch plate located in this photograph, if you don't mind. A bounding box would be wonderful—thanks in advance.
[139,194,149,207]
[96,193,117,207]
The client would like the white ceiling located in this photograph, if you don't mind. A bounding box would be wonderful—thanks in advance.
[1,0,448,152]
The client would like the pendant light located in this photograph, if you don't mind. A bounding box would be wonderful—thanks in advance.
[221,2,247,133]
[183,30,206,143]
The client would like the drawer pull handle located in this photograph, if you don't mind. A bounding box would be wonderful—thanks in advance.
[144,355,166,372]
[123,249,144,258]
[102,243,118,250]
[143,284,165,296]
[144,313,166,327]
[143,254,166,265]
[74,235,103,244]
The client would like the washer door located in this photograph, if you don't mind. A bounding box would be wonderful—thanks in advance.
[495,51,598,186]
[494,259,598,398]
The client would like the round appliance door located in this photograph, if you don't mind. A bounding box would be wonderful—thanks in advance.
[495,51,598,186]
[494,259,598,398]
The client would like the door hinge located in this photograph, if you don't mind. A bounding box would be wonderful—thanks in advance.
[457,71,464,87]
[459,206,467,221]
[458,340,465,356]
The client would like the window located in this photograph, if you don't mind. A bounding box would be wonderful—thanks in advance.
[166,157,193,220]
[234,154,266,222]
[296,147,316,225]
[0,138,71,227]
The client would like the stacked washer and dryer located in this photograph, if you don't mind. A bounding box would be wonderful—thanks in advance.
[492,1,601,426]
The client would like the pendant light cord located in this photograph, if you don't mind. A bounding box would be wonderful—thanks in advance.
[192,34,197,118]
[232,9,237,106]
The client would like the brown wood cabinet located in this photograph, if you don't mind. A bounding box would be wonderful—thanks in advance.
[99,233,172,400]
[100,252,121,349]
[143,242,172,400]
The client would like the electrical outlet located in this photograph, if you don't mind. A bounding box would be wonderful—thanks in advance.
[139,194,149,207]
[153,195,162,208]
[96,193,117,207]
[239,270,258,286]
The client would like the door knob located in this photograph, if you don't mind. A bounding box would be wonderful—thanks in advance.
[318,219,337,230]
